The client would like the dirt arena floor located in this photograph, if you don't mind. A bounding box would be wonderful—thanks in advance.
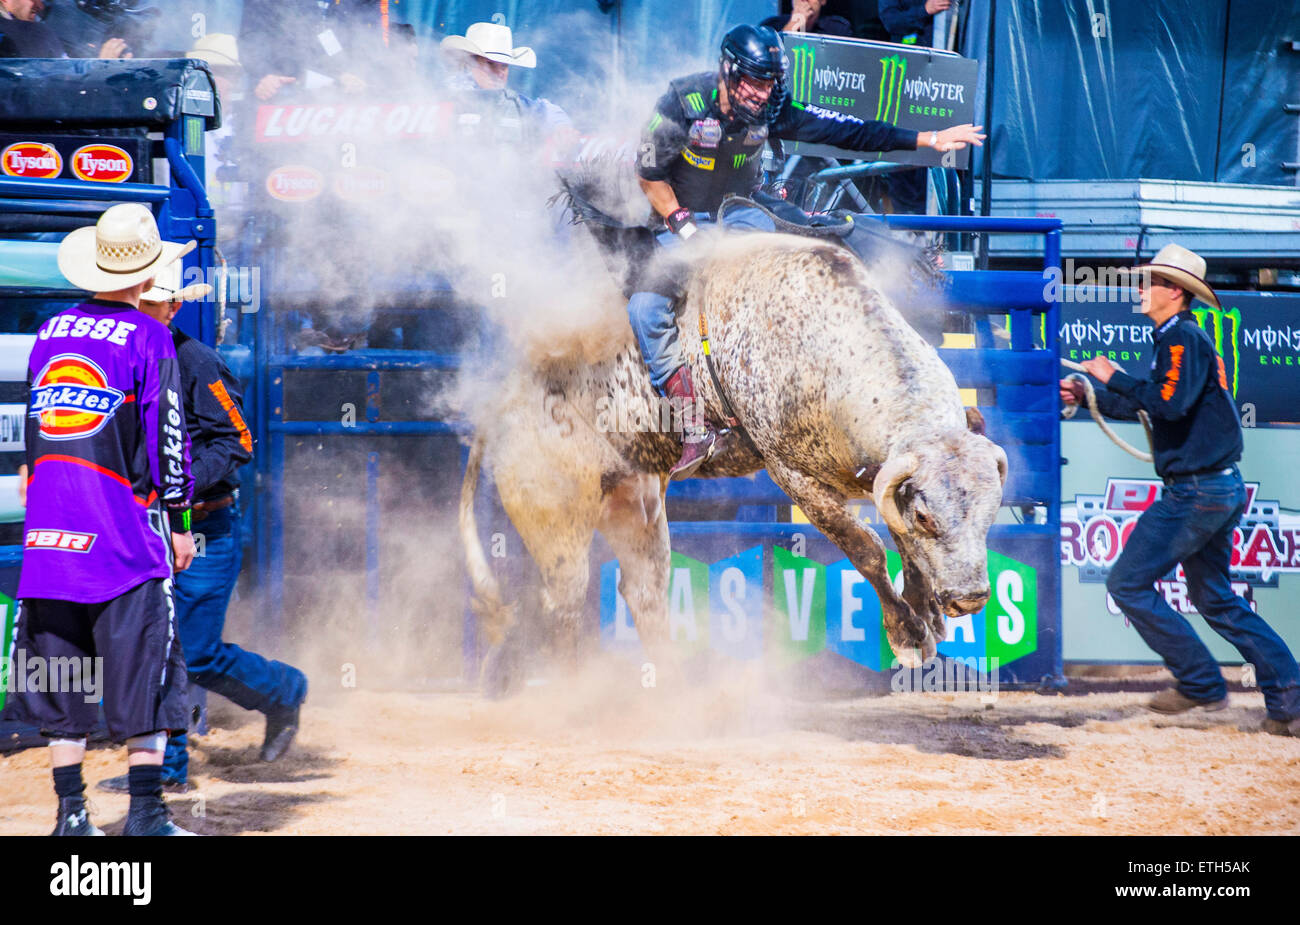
[3,662,1298,836]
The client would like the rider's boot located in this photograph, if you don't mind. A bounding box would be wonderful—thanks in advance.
[663,365,716,480]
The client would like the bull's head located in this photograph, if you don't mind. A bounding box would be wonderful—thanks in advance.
[872,417,1008,618]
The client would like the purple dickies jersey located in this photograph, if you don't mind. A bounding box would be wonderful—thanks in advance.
[19,300,194,603]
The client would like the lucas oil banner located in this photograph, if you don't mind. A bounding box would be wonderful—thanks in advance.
[776,34,979,168]
[597,542,1037,672]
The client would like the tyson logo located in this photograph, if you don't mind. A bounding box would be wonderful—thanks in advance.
[333,166,390,202]
[266,165,324,202]
[1,142,62,179]
[71,144,133,183]
[29,354,126,441]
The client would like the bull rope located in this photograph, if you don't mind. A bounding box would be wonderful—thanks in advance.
[1059,358,1155,462]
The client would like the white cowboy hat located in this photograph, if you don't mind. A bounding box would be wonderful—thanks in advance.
[1136,243,1220,309]
[57,203,196,294]
[140,259,212,304]
[440,22,536,68]
[186,32,240,70]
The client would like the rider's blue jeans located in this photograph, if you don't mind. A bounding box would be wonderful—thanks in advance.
[626,206,776,390]
[161,505,308,782]
[1105,467,1300,721]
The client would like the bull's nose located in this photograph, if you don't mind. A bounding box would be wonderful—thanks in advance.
[942,592,989,616]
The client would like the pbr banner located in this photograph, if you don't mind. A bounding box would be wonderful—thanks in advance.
[0,133,150,184]
[776,34,979,167]
[1061,426,1300,662]
[1058,291,1300,426]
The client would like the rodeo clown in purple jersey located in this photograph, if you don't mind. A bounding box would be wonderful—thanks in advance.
[12,204,199,836]
[630,23,984,479]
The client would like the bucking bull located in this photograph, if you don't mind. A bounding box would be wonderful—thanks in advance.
[459,170,1008,693]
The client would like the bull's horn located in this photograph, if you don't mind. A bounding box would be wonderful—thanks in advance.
[873,453,918,536]
[992,444,1008,485]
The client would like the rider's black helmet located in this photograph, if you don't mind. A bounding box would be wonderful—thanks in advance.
[719,24,788,125]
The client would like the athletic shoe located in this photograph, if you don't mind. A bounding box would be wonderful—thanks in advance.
[96,773,192,795]
[51,797,105,836]
[1147,688,1228,715]
[123,801,197,836]
[260,705,300,762]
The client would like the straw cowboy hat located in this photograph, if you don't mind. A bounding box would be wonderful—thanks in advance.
[1137,243,1220,309]
[186,32,240,70]
[141,258,212,304]
[440,22,536,68]
[57,203,195,293]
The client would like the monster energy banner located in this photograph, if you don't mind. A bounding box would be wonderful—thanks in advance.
[1058,291,1300,426]
[778,35,979,168]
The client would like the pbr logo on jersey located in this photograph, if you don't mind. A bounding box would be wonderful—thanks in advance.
[29,354,126,441]
[688,118,723,148]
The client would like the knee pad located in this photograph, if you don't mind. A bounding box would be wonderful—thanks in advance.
[126,731,167,753]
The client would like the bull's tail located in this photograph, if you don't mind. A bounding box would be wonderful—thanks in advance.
[459,434,516,646]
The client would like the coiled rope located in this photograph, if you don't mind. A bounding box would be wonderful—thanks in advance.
[1060,358,1155,462]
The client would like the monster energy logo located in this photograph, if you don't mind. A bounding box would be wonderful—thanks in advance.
[685,92,706,114]
[733,154,748,169]
[876,54,907,124]
[789,45,815,104]
[1192,306,1242,397]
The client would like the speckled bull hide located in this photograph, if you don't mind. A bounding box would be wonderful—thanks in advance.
[460,231,1007,693]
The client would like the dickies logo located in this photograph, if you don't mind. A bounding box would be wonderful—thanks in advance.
[71,144,133,183]
[1,142,63,179]
[25,530,97,553]
[265,165,323,202]
[29,355,126,441]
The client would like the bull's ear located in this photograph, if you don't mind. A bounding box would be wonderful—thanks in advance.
[965,407,986,436]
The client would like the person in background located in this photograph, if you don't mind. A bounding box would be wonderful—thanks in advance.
[439,21,575,154]
[0,0,65,56]
[185,32,246,217]
[760,0,853,36]
[879,0,953,46]
[4,0,136,58]
[240,0,390,101]
[825,0,891,41]
[14,203,196,836]
[97,262,309,797]
[1061,244,1300,736]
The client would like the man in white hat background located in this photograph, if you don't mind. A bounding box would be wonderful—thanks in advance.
[1061,244,1300,734]
[93,262,308,799]
[440,21,574,155]
[12,203,199,834]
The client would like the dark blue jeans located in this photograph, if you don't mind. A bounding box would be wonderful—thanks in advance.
[1106,468,1300,720]
[163,505,308,781]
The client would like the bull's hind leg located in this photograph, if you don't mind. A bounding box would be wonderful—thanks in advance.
[491,469,603,691]
[597,473,672,664]
[764,461,935,668]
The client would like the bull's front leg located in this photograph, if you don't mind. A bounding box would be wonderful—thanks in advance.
[896,540,946,646]
[765,461,934,668]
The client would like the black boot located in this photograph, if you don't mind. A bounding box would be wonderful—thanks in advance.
[662,366,716,480]
[261,704,300,762]
[51,796,104,837]
[123,799,196,836]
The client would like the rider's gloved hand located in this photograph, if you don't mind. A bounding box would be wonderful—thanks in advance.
[666,208,699,240]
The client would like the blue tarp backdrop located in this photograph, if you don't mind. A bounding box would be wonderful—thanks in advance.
[965,0,1300,186]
